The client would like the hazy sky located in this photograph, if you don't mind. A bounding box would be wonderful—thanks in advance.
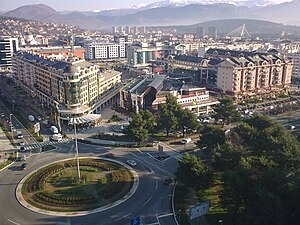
[0,0,291,11]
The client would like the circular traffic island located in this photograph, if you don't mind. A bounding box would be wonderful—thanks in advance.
[20,158,136,214]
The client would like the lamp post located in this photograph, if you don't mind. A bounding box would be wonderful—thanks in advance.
[73,121,81,180]
[9,113,13,142]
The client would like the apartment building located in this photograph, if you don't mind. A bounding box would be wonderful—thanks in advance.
[0,36,19,72]
[24,46,85,61]
[127,42,175,67]
[13,52,122,121]
[84,42,126,60]
[164,49,293,98]
[206,48,293,98]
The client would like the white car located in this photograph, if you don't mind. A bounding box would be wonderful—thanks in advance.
[126,160,137,167]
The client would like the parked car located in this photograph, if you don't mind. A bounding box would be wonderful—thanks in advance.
[19,141,25,146]
[181,138,192,144]
[126,160,137,167]
[51,133,62,141]
[50,126,59,134]
[28,115,35,122]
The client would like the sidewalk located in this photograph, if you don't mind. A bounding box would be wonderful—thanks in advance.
[0,127,15,164]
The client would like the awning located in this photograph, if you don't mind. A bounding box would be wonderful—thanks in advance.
[68,114,101,125]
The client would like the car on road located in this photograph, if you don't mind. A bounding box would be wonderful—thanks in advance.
[19,140,25,146]
[164,177,174,185]
[19,146,25,152]
[126,160,137,167]
[20,163,28,170]
[104,153,115,158]
[17,131,23,139]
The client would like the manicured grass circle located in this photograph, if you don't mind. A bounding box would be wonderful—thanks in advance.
[21,158,134,212]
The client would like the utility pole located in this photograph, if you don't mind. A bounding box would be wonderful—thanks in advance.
[74,122,81,180]
[9,113,13,142]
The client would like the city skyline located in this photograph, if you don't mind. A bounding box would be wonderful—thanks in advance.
[0,0,292,11]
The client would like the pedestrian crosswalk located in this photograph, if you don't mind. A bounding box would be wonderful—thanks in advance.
[23,138,71,150]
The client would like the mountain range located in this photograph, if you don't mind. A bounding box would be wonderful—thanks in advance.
[2,0,300,30]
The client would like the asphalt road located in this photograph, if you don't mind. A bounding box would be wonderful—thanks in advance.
[0,142,178,225]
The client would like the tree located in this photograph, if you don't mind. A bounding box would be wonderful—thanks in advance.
[126,113,148,142]
[157,104,178,137]
[176,154,214,189]
[165,94,180,113]
[214,98,240,124]
[140,110,155,134]
[197,126,226,150]
[177,109,200,136]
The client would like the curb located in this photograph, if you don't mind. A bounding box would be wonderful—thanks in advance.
[0,160,15,172]
[172,181,180,225]
[16,157,139,217]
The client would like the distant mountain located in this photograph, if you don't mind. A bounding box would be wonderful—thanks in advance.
[3,4,109,30]
[95,0,279,17]
[2,1,300,29]
[169,19,300,34]
[4,4,59,21]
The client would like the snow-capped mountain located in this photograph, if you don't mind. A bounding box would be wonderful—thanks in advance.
[133,0,288,9]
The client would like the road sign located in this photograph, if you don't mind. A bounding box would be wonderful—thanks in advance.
[34,122,40,133]
[189,202,209,220]
[130,216,140,225]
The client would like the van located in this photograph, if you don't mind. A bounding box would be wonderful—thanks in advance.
[51,133,62,141]
[181,138,192,144]
[50,126,59,134]
[28,115,35,122]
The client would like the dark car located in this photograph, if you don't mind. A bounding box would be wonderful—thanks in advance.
[21,163,28,170]
[104,153,115,159]
[164,177,174,185]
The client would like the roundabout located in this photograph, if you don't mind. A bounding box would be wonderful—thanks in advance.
[16,157,139,216]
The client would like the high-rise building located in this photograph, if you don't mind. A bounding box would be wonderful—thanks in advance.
[139,26,147,34]
[132,26,138,35]
[207,27,217,40]
[118,26,124,34]
[125,26,131,34]
[112,26,117,34]
[13,52,122,119]
[196,27,205,38]
[0,36,19,72]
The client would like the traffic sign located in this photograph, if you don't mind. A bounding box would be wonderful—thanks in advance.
[130,216,140,225]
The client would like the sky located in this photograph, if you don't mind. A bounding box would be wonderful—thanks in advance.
[0,0,291,11]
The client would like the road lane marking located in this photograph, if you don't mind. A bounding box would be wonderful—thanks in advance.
[136,148,143,154]
[115,212,132,221]
[7,219,21,225]
[155,180,158,189]
[157,213,174,218]
[143,196,152,206]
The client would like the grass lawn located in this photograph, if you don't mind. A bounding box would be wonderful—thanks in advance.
[22,159,134,212]
[0,159,13,170]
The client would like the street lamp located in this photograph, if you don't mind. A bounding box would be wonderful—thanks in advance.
[9,113,13,142]
[72,120,81,180]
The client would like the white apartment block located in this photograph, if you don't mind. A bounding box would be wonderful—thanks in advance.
[0,36,19,72]
[13,52,122,120]
[84,42,125,60]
